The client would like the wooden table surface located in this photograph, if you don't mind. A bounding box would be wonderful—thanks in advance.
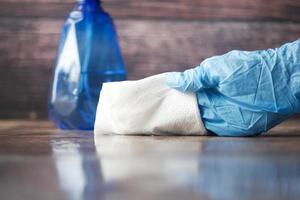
[0,119,300,200]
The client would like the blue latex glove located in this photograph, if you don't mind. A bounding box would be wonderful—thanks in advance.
[166,39,300,136]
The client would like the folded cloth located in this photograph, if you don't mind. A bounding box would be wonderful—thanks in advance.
[94,73,207,135]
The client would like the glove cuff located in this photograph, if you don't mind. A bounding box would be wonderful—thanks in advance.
[94,73,207,137]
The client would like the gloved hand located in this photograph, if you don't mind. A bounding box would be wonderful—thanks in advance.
[166,39,300,136]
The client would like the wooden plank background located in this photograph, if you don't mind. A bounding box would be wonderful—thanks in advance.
[0,0,300,119]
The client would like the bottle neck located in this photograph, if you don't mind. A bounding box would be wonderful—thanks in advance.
[76,0,102,12]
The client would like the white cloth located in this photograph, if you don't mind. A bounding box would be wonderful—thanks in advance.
[94,73,207,135]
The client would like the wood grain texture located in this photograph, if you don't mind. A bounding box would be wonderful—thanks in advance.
[1,18,300,118]
[0,0,300,21]
[1,19,300,74]
[0,0,300,118]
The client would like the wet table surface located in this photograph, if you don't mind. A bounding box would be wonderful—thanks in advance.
[0,119,300,200]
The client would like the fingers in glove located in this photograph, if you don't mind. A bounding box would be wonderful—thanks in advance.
[165,64,217,92]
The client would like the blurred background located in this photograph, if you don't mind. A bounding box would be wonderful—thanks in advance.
[0,0,300,119]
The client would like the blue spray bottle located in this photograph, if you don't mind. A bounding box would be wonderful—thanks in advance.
[49,0,127,130]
